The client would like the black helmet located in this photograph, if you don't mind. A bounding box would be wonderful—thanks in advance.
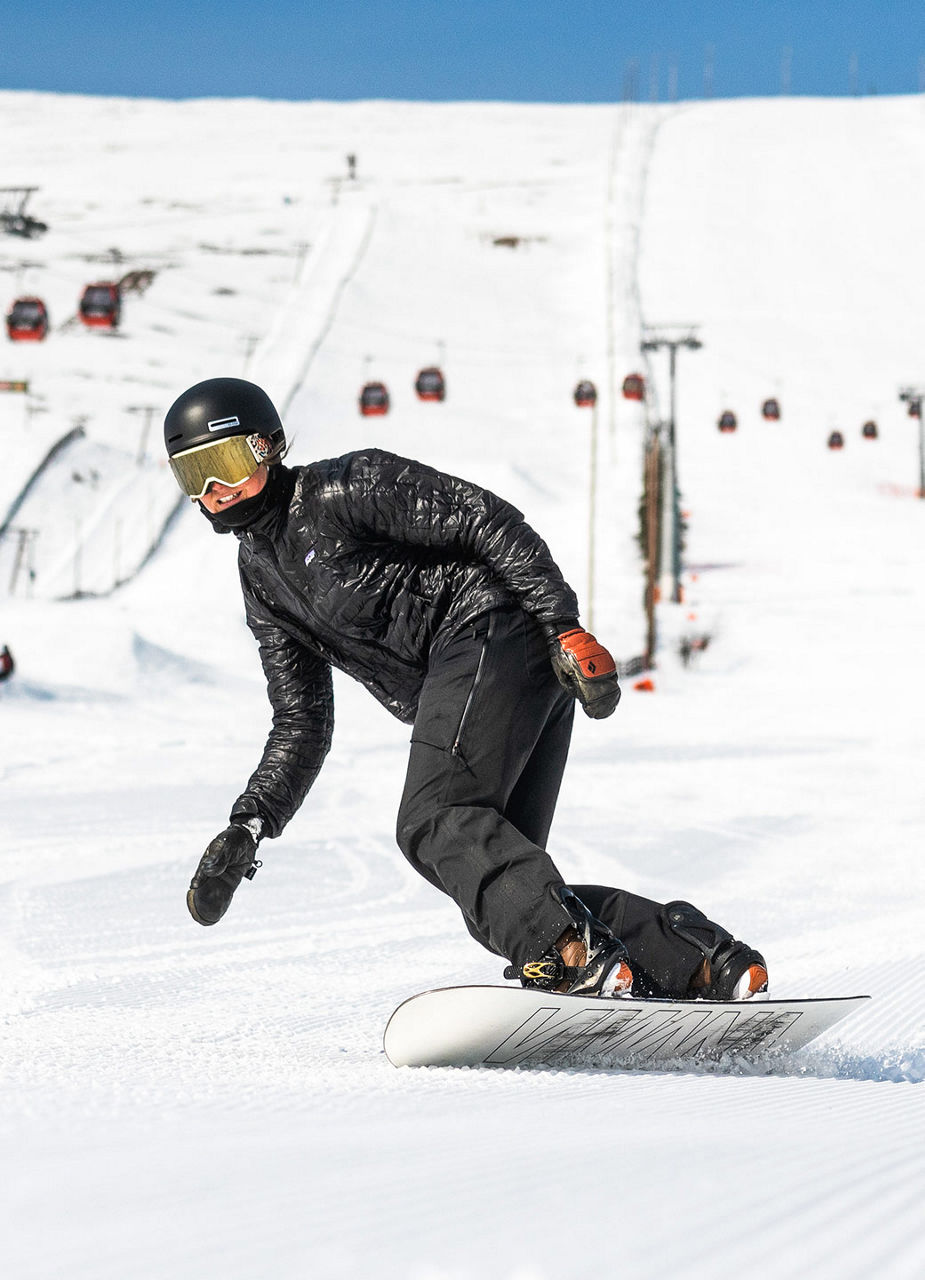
[164,377,286,499]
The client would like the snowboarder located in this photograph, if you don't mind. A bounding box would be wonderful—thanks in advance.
[164,378,768,1002]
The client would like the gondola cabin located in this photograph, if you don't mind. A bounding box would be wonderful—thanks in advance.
[761,397,781,421]
[717,410,737,433]
[622,372,645,401]
[6,296,48,340]
[79,282,121,329]
[827,430,845,450]
[359,381,390,416]
[861,420,879,440]
[414,367,446,402]
[907,399,921,419]
[573,379,597,407]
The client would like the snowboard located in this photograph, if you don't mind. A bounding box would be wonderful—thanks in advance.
[383,984,870,1069]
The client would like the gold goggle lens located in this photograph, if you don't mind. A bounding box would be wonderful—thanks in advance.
[169,434,271,501]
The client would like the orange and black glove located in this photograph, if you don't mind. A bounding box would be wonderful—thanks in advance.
[548,624,621,719]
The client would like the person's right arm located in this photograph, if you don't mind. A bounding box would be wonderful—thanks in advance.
[231,614,335,837]
[186,599,334,926]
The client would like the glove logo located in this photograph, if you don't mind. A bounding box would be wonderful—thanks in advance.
[552,626,621,720]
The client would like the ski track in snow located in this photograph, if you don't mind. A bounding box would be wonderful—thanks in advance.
[1,93,924,1280]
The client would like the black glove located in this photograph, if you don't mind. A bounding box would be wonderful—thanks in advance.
[548,625,621,719]
[187,817,262,926]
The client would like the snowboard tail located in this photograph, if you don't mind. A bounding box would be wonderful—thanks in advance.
[383,985,870,1069]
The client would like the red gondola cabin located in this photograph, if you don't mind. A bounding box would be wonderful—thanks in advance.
[414,367,446,402]
[6,296,48,341]
[861,420,878,440]
[827,430,845,450]
[761,397,781,421]
[359,381,390,416]
[717,410,737,433]
[573,379,597,407]
[79,282,121,329]
[622,372,645,401]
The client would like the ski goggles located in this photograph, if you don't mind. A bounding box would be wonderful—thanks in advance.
[168,433,274,501]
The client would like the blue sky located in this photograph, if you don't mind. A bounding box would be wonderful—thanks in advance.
[4,1,925,102]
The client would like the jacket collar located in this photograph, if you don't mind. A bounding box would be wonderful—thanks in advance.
[239,462,296,538]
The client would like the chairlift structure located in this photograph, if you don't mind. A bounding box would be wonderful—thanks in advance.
[761,397,781,421]
[621,372,645,401]
[359,381,390,416]
[573,379,597,407]
[0,187,48,238]
[414,367,446,402]
[898,386,925,499]
[6,296,48,341]
[79,282,121,329]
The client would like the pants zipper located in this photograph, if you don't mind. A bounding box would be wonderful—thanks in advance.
[452,614,493,756]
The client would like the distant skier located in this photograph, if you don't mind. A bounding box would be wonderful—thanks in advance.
[0,644,13,682]
[164,378,767,1001]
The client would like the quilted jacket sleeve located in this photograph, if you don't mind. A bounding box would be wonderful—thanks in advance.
[334,451,580,626]
[231,595,334,839]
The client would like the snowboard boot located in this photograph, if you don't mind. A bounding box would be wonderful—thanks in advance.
[505,887,634,998]
[663,901,769,1001]
[690,944,769,1001]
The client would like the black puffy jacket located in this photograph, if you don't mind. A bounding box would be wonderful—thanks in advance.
[230,450,580,837]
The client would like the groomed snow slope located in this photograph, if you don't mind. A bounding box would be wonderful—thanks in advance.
[1,93,923,1280]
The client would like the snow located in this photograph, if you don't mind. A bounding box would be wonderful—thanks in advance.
[1,91,923,1279]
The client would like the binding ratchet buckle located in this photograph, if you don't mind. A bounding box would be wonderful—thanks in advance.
[504,956,565,988]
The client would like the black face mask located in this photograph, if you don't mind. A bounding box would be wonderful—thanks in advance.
[198,463,287,534]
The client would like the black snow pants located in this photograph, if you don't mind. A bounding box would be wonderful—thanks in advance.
[396,605,710,998]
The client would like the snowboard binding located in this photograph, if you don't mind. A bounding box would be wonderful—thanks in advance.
[504,888,634,998]
[663,901,768,1000]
